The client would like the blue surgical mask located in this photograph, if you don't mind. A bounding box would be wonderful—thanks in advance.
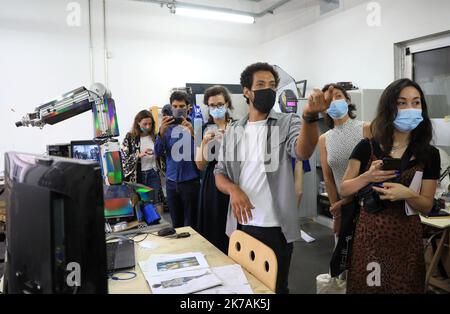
[209,107,227,120]
[393,109,423,133]
[327,99,349,120]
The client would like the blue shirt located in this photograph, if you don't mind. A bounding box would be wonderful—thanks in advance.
[155,124,199,183]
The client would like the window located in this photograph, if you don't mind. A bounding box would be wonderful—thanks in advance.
[396,32,450,119]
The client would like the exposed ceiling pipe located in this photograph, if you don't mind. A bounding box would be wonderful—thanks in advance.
[103,0,109,89]
[131,0,292,18]
[88,0,94,86]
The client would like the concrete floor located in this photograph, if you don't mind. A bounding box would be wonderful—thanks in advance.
[290,219,335,294]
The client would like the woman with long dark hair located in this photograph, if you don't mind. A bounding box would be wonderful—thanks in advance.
[340,79,440,293]
[122,110,163,214]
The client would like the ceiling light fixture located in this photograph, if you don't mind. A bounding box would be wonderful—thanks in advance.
[175,7,255,24]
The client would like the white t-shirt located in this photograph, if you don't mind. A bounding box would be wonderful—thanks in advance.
[238,119,280,227]
[140,136,156,171]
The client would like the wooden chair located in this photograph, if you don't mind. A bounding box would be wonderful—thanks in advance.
[228,230,278,292]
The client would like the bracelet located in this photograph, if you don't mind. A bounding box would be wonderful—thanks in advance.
[302,113,320,124]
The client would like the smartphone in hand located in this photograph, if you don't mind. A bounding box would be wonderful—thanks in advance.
[172,117,183,125]
[382,157,401,171]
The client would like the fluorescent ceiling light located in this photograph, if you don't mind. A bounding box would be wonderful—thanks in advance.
[175,7,255,24]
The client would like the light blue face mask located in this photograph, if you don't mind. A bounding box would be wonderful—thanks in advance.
[393,109,423,133]
[209,107,227,120]
[327,99,349,120]
[140,127,150,135]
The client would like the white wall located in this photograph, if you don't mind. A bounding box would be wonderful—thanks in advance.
[2,0,450,174]
[106,0,258,139]
[259,0,450,92]
[0,0,92,173]
[0,0,259,173]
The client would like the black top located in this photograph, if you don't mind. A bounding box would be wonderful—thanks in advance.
[350,138,441,180]
[196,121,231,254]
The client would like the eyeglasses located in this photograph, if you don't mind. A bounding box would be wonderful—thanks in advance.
[208,103,226,109]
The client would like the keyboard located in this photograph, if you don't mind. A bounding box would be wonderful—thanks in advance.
[110,219,171,237]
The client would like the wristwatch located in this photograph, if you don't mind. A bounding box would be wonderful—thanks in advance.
[302,113,320,124]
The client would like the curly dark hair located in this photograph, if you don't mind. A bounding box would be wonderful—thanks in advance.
[203,85,234,123]
[240,62,280,104]
[371,78,433,163]
[322,83,357,129]
[170,91,191,106]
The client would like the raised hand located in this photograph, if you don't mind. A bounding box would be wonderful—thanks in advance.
[303,85,334,116]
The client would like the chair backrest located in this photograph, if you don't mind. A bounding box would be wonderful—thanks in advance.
[228,230,278,292]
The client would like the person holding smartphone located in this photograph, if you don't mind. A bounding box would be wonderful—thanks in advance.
[195,85,234,254]
[122,110,163,214]
[340,79,441,294]
[155,91,200,228]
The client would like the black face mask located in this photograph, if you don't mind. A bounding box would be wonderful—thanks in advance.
[252,88,277,114]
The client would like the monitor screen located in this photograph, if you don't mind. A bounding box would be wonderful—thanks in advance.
[287,101,297,107]
[3,152,108,293]
[71,141,100,164]
[103,185,134,219]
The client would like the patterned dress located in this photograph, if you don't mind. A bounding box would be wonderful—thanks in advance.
[325,118,364,194]
[347,139,440,294]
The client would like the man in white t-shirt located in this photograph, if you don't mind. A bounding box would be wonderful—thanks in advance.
[215,62,333,293]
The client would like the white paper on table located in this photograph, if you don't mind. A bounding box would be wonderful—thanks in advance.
[144,268,222,294]
[195,264,253,294]
[301,230,316,243]
[211,264,248,285]
[139,252,209,276]
[139,252,197,270]
[138,241,159,250]
[405,171,423,216]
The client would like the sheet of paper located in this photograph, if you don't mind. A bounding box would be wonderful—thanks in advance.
[144,268,222,294]
[139,252,209,276]
[210,264,248,286]
[406,171,423,216]
[301,230,316,243]
[138,241,159,250]
[195,264,253,294]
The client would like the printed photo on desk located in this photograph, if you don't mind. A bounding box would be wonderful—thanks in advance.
[139,252,209,276]
[145,269,222,294]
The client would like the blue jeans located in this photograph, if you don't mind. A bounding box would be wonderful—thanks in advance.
[138,169,162,205]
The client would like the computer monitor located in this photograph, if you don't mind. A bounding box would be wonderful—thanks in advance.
[70,140,100,163]
[3,152,108,294]
[103,185,135,220]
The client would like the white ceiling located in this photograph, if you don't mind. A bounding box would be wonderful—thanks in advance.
[124,0,371,43]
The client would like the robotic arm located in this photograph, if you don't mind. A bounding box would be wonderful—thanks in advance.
[15,83,119,139]
[15,83,122,187]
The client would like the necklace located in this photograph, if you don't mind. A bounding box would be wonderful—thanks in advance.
[391,143,408,151]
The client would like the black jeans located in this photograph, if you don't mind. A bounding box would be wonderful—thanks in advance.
[239,225,293,294]
[166,179,200,228]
